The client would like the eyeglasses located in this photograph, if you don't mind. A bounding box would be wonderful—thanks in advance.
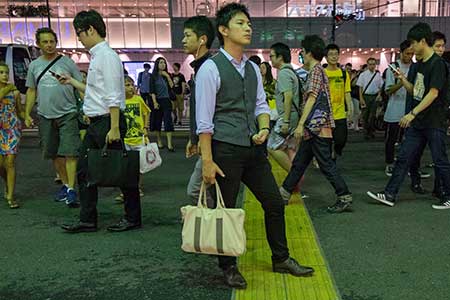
[76,28,88,37]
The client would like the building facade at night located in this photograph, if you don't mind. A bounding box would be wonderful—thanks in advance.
[1,1,450,74]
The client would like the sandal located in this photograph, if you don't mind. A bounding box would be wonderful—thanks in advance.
[6,198,19,209]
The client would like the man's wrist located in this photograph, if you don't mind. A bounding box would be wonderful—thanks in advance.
[260,127,270,133]
[410,110,417,117]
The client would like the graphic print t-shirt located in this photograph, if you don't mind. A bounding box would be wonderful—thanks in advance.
[124,95,151,146]
[324,68,351,120]
[411,53,447,129]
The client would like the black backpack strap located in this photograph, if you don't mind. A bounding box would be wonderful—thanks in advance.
[341,68,346,86]
[284,67,302,115]
[36,54,63,87]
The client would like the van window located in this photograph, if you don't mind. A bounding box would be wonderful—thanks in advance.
[0,48,6,61]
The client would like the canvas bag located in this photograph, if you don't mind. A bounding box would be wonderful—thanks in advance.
[139,137,162,173]
[180,182,246,257]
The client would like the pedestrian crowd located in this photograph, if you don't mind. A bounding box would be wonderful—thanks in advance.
[1,3,449,290]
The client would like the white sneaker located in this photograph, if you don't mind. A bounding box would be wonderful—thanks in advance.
[367,191,395,207]
[432,199,450,210]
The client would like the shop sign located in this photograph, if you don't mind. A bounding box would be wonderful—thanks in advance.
[288,3,365,20]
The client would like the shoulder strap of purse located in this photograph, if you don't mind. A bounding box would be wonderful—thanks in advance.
[36,54,63,87]
[363,71,378,95]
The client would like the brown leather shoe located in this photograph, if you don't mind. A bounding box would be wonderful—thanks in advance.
[223,265,247,289]
[61,221,97,233]
[107,219,141,232]
[273,257,314,276]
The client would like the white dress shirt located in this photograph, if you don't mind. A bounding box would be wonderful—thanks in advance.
[356,69,384,95]
[83,41,125,117]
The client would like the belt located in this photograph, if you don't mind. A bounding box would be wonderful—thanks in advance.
[88,114,109,123]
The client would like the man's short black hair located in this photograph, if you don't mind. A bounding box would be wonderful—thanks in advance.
[345,62,352,68]
[73,10,106,38]
[35,27,58,44]
[183,16,215,49]
[367,57,377,64]
[325,43,340,56]
[248,55,261,66]
[173,63,181,69]
[432,31,447,45]
[301,35,325,61]
[400,40,411,53]
[143,63,150,69]
[216,3,251,46]
[407,22,432,46]
[270,42,291,63]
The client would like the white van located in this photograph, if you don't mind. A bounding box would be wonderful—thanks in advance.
[0,44,32,95]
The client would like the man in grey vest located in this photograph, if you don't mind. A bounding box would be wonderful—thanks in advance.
[195,3,314,290]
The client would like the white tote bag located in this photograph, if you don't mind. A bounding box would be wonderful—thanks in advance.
[180,182,246,257]
[139,139,162,173]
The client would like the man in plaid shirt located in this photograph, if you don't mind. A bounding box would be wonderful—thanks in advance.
[279,35,353,213]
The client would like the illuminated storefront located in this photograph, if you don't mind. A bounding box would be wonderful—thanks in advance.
[1,0,449,50]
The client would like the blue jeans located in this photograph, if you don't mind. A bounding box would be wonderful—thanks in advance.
[282,136,350,197]
[385,127,450,198]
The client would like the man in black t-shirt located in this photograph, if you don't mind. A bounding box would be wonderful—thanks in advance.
[172,62,186,125]
[367,22,450,209]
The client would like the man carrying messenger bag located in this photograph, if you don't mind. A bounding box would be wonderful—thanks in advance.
[60,10,141,233]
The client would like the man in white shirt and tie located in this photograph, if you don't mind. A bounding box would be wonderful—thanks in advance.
[357,57,384,139]
[60,10,142,233]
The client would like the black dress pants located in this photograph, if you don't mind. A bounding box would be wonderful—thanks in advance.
[78,114,141,225]
[212,140,290,270]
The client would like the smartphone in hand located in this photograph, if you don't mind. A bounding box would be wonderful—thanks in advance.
[49,70,62,80]
[388,64,400,74]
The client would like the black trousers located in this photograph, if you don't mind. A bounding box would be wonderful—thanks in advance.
[140,92,151,106]
[282,136,350,197]
[362,94,378,137]
[385,122,404,165]
[78,115,141,225]
[212,140,290,269]
[333,118,348,156]
[150,97,174,132]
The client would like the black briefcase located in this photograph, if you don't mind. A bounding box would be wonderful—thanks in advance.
[86,141,139,188]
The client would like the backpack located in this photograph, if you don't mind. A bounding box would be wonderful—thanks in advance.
[284,67,304,115]
[381,61,400,103]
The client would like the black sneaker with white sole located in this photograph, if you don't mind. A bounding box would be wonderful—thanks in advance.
[431,199,450,210]
[367,191,395,207]
[407,171,431,179]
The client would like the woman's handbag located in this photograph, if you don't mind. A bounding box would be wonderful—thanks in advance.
[87,140,139,187]
[180,182,246,257]
[139,137,162,173]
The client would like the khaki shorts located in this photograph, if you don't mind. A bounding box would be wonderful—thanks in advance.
[39,112,81,159]
[175,94,184,111]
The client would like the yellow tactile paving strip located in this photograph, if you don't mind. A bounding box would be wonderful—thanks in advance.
[232,160,340,300]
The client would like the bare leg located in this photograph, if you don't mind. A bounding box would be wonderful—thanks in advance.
[0,156,6,195]
[5,155,16,200]
[268,149,292,172]
[155,131,163,147]
[53,157,68,185]
[65,156,77,189]
[167,132,173,149]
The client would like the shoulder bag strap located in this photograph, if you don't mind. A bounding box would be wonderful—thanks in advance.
[362,72,378,95]
[36,54,63,87]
